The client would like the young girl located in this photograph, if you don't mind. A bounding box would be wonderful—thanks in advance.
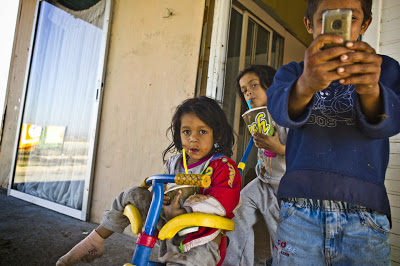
[222,65,287,265]
[57,96,242,266]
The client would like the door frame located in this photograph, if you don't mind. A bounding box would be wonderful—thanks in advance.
[7,0,113,221]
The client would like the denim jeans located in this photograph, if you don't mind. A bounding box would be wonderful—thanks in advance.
[272,198,390,266]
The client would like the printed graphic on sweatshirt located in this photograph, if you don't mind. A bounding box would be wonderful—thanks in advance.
[308,83,356,127]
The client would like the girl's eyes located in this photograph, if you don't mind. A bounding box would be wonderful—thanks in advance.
[241,83,258,94]
[182,130,207,134]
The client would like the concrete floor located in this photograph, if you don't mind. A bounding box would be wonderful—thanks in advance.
[0,188,269,265]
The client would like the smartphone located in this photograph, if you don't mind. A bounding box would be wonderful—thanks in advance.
[322,9,352,49]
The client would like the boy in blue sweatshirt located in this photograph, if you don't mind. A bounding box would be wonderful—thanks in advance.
[266,0,400,265]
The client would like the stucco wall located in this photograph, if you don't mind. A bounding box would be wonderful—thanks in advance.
[0,0,36,188]
[282,31,307,65]
[0,0,206,225]
[89,0,205,223]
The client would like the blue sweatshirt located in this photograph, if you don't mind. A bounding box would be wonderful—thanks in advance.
[266,55,400,218]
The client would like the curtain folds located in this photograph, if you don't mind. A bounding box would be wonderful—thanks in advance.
[13,1,105,210]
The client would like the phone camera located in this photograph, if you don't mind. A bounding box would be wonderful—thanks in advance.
[332,19,342,30]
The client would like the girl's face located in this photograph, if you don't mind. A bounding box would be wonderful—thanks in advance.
[305,0,371,41]
[239,72,268,109]
[180,112,214,164]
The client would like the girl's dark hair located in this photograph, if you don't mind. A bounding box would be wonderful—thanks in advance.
[305,0,372,26]
[236,65,277,110]
[162,96,235,160]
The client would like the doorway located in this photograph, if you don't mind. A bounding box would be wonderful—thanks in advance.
[8,0,111,221]
[224,4,284,185]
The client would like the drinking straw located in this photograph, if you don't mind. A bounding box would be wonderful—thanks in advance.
[182,149,189,174]
[239,99,254,178]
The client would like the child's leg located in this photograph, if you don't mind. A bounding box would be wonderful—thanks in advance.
[57,187,152,265]
[56,227,106,266]
[258,182,280,256]
[272,199,391,266]
[222,178,262,265]
[331,208,390,265]
[158,238,221,266]
[100,186,152,233]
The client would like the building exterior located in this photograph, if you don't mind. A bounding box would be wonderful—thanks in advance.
[0,0,399,264]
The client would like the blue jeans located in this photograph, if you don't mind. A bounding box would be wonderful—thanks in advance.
[272,198,390,265]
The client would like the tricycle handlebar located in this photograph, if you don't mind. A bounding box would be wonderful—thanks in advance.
[145,174,211,188]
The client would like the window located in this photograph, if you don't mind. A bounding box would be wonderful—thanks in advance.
[223,5,284,185]
[8,0,112,220]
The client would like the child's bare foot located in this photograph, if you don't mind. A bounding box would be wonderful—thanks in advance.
[56,229,105,266]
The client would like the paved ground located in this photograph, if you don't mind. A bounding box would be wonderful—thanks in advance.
[0,188,140,266]
[0,188,268,265]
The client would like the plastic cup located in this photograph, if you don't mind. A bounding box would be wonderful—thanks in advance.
[164,184,196,207]
[164,184,199,236]
[242,106,274,136]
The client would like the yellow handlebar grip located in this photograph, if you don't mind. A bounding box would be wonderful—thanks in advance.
[123,204,143,235]
[175,174,211,188]
[140,177,151,189]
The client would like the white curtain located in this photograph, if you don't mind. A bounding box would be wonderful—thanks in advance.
[14,1,104,210]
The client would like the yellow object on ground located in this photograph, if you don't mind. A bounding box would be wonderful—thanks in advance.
[123,204,143,235]
[158,213,235,240]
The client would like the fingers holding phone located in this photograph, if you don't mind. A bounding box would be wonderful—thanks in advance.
[338,41,381,92]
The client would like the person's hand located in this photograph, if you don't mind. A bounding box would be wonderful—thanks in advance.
[337,41,382,122]
[163,194,171,205]
[337,41,381,92]
[162,190,187,221]
[253,131,285,155]
[299,34,354,94]
[289,34,353,118]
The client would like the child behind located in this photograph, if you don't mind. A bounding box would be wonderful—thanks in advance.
[57,96,242,266]
[222,65,287,265]
[266,0,400,265]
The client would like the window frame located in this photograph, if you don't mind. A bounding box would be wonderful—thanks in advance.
[7,0,113,221]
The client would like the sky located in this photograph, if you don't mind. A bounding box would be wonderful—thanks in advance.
[0,1,19,124]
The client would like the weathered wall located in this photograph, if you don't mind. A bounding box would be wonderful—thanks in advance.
[282,30,307,65]
[0,0,36,188]
[89,0,205,223]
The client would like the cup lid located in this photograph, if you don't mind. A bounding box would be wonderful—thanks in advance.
[164,184,196,194]
[241,106,267,117]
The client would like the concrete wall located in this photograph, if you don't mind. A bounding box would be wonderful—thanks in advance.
[0,0,205,224]
[282,30,307,65]
[0,2,19,143]
[0,0,36,188]
[89,0,206,223]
